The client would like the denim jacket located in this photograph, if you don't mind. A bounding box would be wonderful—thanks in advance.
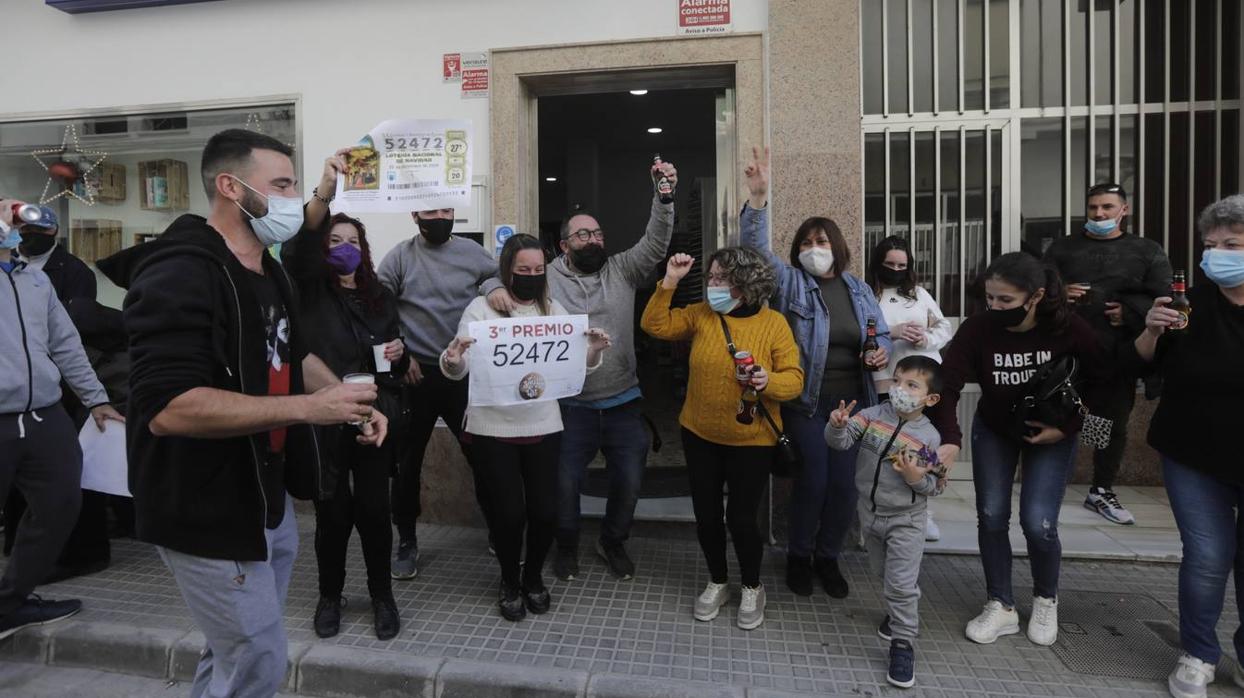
[740,203,892,416]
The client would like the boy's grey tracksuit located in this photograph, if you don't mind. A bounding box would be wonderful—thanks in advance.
[0,261,109,618]
[826,401,942,641]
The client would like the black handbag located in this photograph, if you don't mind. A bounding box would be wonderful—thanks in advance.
[717,315,802,477]
[1009,354,1087,435]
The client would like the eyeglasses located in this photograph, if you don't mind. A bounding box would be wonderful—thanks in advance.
[565,228,604,243]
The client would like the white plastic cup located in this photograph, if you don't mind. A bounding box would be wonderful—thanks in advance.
[342,373,376,425]
[373,344,392,373]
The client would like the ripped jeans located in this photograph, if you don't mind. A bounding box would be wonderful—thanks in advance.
[970,414,1078,607]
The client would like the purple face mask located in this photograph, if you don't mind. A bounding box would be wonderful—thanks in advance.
[327,243,362,275]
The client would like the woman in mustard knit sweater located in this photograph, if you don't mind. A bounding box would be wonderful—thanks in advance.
[641,247,804,630]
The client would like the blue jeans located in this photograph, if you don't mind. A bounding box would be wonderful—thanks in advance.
[784,399,861,560]
[556,400,650,549]
[971,414,1077,607]
[1163,456,1244,665]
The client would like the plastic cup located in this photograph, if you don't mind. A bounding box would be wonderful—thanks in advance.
[342,373,375,425]
[373,344,392,373]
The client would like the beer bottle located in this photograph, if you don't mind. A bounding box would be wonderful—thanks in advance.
[652,154,675,204]
[862,317,881,371]
[737,387,759,425]
[1169,269,1191,331]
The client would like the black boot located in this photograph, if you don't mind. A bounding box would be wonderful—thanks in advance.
[499,581,527,622]
[522,578,552,615]
[814,557,849,599]
[372,596,400,641]
[785,555,813,596]
[314,596,345,638]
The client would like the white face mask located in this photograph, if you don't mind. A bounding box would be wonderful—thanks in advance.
[230,175,304,246]
[798,247,834,276]
[889,385,926,414]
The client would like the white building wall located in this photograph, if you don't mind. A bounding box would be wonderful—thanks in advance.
[0,0,768,259]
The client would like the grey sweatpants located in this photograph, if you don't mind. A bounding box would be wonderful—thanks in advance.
[862,508,927,641]
[0,405,83,617]
[157,495,298,698]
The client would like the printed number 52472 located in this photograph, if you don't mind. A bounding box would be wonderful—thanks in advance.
[491,341,570,367]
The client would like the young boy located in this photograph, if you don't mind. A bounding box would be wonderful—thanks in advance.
[825,355,945,689]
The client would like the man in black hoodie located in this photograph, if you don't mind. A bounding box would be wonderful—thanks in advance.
[99,130,388,698]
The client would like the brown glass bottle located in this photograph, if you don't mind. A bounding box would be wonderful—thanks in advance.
[862,317,881,371]
[1169,270,1191,331]
[652,154,675,204]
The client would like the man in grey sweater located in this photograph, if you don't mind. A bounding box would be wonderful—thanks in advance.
[378,207,507,579]
[487,161,676,581]
[0,199,124,641]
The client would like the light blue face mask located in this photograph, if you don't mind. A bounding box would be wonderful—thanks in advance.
[1200,248,1244,289]
[0,225,20,250]
[230,175,304,247]
[1084,218,1119,237]
[707,286,741,314]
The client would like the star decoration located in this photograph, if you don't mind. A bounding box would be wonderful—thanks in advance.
[30,124,108,206]
[244,111,296,152]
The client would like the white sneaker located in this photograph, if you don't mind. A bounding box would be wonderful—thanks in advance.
[694,582,730,622]
[1168,653,1215,698]
[1027,596,1059,646]
[965,600,1020,644]
[737,584,766,630]
[1084,487,1136,525]
[924,511,941,542]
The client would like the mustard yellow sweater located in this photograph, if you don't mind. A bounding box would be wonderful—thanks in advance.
[640,284,804,446]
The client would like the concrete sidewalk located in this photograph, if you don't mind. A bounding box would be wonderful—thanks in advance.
[0,500,1235,698]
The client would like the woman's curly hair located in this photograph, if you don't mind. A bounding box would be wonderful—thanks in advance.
[709,246,777,308]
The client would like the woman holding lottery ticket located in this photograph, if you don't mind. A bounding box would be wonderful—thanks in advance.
[281,149,410,643]
[441,234,612,622]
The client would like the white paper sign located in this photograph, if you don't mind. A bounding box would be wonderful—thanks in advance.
[467,314,589,407]
[79,420,131,498]
[333,119,473,213]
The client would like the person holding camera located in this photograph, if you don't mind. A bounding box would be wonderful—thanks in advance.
[640,247,804,631]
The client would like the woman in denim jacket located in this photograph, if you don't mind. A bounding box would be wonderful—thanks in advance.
[739,147,891,599]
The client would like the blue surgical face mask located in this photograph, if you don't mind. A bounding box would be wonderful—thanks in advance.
[230,175,304,246]
[1084,218,1119,237]
[1200,248,1244,289]
[0,224,20,250]
[707,286,741,314]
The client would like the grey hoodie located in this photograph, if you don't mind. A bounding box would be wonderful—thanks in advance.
[825,401,943,516]
[550,196,674,402]
[1,259,108,425]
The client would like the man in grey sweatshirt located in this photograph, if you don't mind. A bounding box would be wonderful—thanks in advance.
[378,207,506,579]
[0,201,123,641]
[516,161,676,581]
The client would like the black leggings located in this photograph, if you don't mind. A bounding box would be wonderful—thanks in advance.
[315,431,393,600]
[681,428,771,588]
[470,434,561,589]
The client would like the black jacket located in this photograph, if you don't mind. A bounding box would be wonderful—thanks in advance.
[98,215,321,561]
[281,222,408,498]
[41,244,97,304]
[1042,232,1173,356]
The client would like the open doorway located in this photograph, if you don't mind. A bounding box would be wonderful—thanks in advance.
[537,86,732,520]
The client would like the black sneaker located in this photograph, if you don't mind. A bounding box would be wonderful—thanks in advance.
[887,638,916,688]
[878,615,893,641]
[595,539,635,580]
[391,540,418,580]
[813,557,849,599]
[0,595,82,641]
[499,581,527,622]
[313,595,345,639]
[522,581,552,615]
[554,545,579,581]
[785,555,813,596]
[372,596,400,641]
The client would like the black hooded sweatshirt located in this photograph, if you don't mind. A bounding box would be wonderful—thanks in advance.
[98,215,321,562]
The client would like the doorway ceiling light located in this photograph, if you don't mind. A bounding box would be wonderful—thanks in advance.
[545,177,558,182]
[629,90,649,95]
[647,127,663,134]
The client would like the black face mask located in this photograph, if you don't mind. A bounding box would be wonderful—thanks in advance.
[987,303,1032,329]
[569,243,607,274]
[19,232,56,257]
[877,267,907,287]
[418,218,454,245]
[510,272,546,302]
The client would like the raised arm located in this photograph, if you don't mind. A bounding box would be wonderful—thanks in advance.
[612,160,678,288]
[639,254,700,342]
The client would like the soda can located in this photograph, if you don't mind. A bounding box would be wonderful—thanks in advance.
[733,351,754,383]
